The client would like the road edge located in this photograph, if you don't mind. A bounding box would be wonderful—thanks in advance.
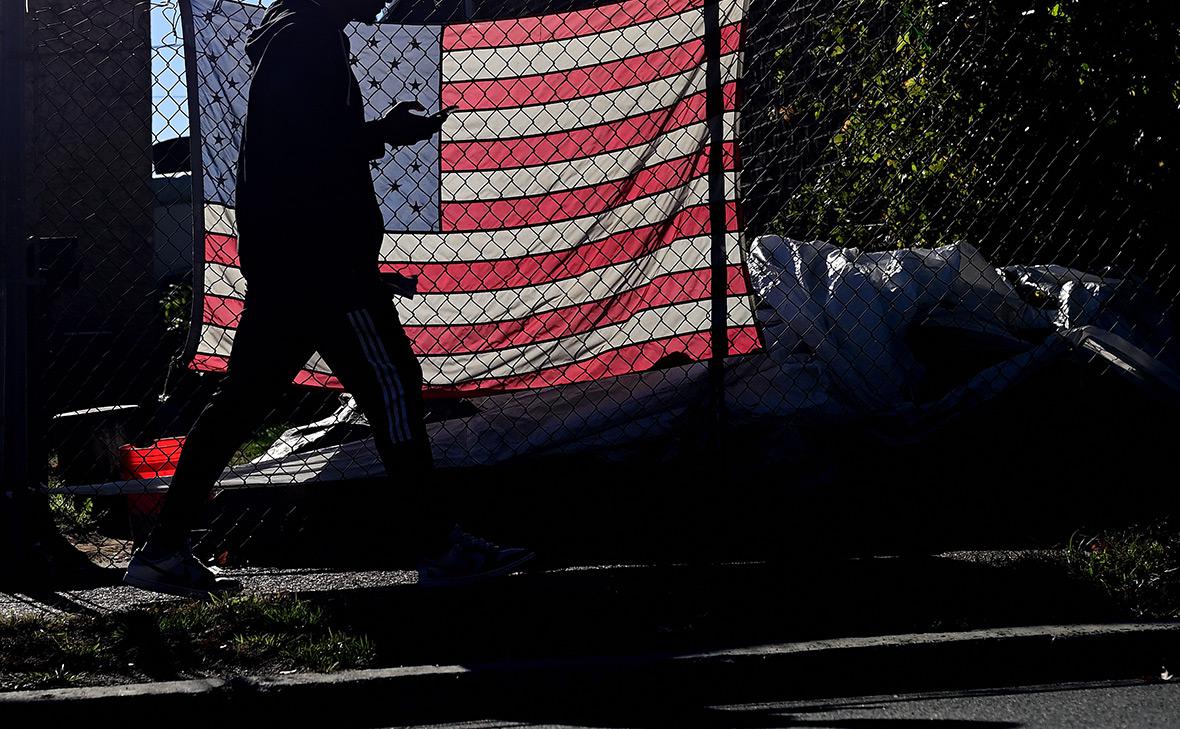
[3,622,1177,722]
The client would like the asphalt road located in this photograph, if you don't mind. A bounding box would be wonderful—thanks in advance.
[380,680,1180,728]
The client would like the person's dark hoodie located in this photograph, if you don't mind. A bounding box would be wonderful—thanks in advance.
[235,0,387,301]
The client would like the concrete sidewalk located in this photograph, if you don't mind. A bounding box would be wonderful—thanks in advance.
[3,550,1175,723]
[0,551,1145,667]
[2,623,1176,726]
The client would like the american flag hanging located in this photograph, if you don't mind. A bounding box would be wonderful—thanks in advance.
[187,0,760,395]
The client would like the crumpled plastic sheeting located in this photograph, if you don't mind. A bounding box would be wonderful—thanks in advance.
[259,394,370,462]
[752,237,1025,411]
[1004,264,1177,367]
[746,236,1175,422]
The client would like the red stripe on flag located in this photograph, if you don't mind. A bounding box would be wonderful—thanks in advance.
[193,325,762,395]
[427,326,762,393]
[204,293,244,328]
[294,370,343,389]
[442,26,741,112]
[200,265,747,356]
[442,0,703,51]
[206,232,239,266]
[408,266,748,355]
[193,354,345,389]
[442,144,734,232]
[383,203,736,293]
[190,353,229,372]
[204,204,737,295]
[441,83,736,172]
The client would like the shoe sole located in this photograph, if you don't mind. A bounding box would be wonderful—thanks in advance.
[417,550,537,588]
[122,571,240,600]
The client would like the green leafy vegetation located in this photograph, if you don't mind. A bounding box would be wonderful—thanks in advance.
[229,423,293,466]
[48,494,105,537]
[749,0,1178,286]
[44,453,107,539]
[160,281,193,336]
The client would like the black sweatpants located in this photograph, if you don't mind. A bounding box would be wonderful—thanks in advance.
[153,277,449,554]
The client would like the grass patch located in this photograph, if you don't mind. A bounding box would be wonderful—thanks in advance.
[1066,520,1180,619]
[9,666,83,691]
[281,630,376,673]
[157,593,323,638]
[0,614,116,682]
[0,594,375,691]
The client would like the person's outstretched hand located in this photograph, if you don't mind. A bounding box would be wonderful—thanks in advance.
[378,100,446,147]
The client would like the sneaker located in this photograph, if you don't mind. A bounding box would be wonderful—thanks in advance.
[417,527,535,587]
[123,540,241,599]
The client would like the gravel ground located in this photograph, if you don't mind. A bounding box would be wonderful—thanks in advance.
[0,566,418,619]
[0,551,1068,621]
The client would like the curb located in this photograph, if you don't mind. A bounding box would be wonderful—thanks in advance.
[3,623,1177,723]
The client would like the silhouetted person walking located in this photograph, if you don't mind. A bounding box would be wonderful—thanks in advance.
[125,0,533,597]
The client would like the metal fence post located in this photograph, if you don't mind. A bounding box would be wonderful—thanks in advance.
[0,0,31,582]
[703,0,729,463]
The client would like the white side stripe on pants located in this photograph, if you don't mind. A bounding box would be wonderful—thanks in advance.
[360,309,413,443]
[346,310,411,444]
[357,310,414,444]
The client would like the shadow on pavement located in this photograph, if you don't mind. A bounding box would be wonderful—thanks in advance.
[294,554,1116,670]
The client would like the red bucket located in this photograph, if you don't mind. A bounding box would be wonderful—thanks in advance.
[119,437,185,480]
[119,438,184,522]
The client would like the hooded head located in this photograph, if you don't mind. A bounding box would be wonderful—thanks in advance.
[324,0,391,24]
[256,0,388,29]
[245,0,389,65]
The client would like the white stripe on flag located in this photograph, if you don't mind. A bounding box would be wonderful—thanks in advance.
[441,53,740,142]
[200,296,758,383]
[203,262,247,298]
[441,115,736,201]
[205,171,738,259]
[205,204,237,237]
[387,173,736,261]
[441,0,744,82]
[204,233,742,325]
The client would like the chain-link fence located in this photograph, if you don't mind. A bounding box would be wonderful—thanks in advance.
[4,0,1177,577]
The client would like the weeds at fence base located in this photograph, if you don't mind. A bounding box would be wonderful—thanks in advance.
[0,594,375,691]
[1065,520,1180,620]
[48,495,106,538]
